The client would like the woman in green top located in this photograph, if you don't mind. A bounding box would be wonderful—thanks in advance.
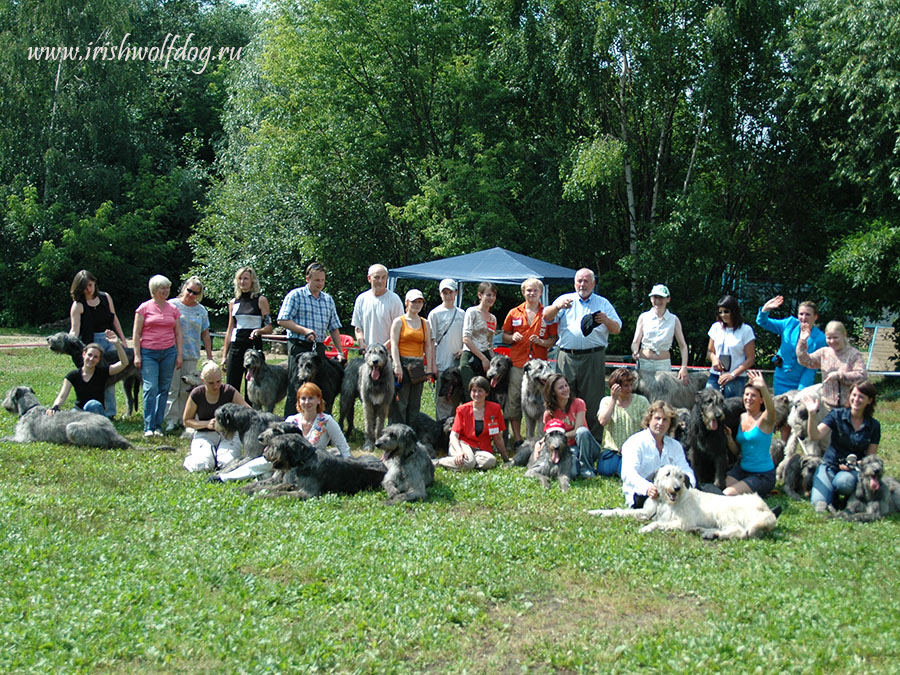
[592,368,650,476]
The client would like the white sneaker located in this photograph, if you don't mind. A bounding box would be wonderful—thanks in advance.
[153,430,164,437]
[144,430,154,438]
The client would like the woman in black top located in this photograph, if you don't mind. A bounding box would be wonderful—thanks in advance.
[68,270,129,416]
[221,267,273,391]
[47,330,129,417]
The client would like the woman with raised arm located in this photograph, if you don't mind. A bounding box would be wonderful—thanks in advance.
[723,370,776,497]
[47,330,129,418]
[796,320,866,410]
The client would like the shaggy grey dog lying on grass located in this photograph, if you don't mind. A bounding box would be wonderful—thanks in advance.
[588,465,778,540]
[3,385,131,449]
[375,423,435,504]
[834,455,900,522]
[524,428,575,491]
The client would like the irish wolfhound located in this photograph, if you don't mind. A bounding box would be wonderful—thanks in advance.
[3,385,131,449]
[781,453,822,500]
[684,388,729,490]
[338,356,363,434]
[354,343,394,451]
[250,433,386,499]
[521,359,554,440]
[214,403,282,472]
[486,353,512,412]
[776,385,829,481]
[375,423,435,504]
[243,348,289,413]
[524,428,575,491]
[292,351,344,415]
[634,370,707,408]
[835,455,900,522]
[588,464,777,539]
[409,411,445,458]
[436,366,465,413]
[46,331,141,415]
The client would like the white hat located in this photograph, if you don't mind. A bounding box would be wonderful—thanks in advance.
[405,289,425,302]
[648,284,670,298]
[439,279,458,292]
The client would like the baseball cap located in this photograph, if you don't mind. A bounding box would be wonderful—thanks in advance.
[439,279,458,292]
[648,284,670,298]
[405,289,425,302]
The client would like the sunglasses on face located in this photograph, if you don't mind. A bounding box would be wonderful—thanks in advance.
[718,309,731,315]
[185,288,202,295]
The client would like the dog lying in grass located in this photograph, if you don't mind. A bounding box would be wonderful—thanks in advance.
[834,455,900,522]
[250,433,386,498]
[588,465,777,540]
[375,423,435,504]
[524,427,574,491]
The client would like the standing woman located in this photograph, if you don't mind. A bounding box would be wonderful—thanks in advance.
[723,370,777,497]
[390,289,437,424]
[68,270,128,417]
[796,321,866,409]
[221,267,273,393]
[459,282,498,391]
[436,376,509,471]
[804,381,880,512]
[133,275,183,437]
[163,276,214,432]
[631,284,690,384]
[706,295,755,399]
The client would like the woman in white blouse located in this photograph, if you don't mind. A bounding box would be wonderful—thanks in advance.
[706,295,755,398]
[631,284,690,384]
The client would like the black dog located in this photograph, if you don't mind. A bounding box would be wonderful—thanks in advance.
[684,388,729,490]
[437,366,465,411]
[409,411,445,458]
[486,354,512,412]
[46,332,141,416]
[252,434,386,499]
[338,356,364,434]
[293,351,344,414]
[375,423,435,504]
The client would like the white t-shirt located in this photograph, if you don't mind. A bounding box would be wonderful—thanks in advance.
[351,289,403,346]
[427,304,465,372]
[707,322,755,375]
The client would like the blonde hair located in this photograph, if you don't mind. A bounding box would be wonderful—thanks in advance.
[201,361,222,382]
[233,267,261,299]
[520,277,543,294]
[641,400,677,436]
[179,276,204,301]
[825,320,847,337]
[148,274,172,294]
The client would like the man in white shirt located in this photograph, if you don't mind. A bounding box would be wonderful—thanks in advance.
[351,263,403,350]
[427,279,465,420]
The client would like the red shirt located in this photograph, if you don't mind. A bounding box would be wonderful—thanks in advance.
[452,401,506,453]
[502,302,557,367]
[542,398,587,446]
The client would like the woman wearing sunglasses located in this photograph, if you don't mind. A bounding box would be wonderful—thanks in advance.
[705,295,755,398]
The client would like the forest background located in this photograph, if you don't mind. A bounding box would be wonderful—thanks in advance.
[1,0,898,363]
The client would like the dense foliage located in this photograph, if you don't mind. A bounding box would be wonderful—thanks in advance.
[1,0,897,362]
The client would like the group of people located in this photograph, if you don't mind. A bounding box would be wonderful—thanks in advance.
[47,264,882,513]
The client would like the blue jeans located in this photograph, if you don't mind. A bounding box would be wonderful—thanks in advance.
[141,346,177,432]
[810,464,857,507]
[92,332,117,417]
[705,374,747,399]
[80,399,106,416]
[575,427,624,478]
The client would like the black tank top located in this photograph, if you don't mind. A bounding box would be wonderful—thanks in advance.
[231,293,263,343]
[77,292,115,343]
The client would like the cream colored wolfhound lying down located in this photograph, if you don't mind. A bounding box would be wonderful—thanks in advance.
[587,465,777,540]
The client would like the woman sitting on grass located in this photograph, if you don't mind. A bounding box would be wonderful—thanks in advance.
[46,330,129,418]
[436,376,509,471]
[541,373,594,479]
[723,370,776,497]
[182,362,250,472]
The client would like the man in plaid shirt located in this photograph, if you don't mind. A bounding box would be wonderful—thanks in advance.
[277,262,345,416]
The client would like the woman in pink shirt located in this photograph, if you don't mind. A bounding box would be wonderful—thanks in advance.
[133,275,183,436]
[796,320,866,409]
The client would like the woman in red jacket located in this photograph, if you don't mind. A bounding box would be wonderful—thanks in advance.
[436,376,509,471]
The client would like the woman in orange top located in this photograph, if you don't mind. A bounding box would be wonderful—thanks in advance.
[390,289,437,424]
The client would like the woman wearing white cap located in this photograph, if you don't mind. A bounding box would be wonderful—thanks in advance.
[390,288,437,424]
[630,284,690,385]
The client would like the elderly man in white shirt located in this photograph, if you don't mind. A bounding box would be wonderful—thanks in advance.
[351,263,403,350]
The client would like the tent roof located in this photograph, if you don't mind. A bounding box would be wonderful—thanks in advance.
[388,247,577,286]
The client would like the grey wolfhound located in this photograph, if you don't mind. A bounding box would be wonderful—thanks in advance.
[521,358,554,441]
[634,370,707,408]
[835,455,900,522]
[353,343,395,451]
[3,385,131,449]
[243,348,289,412]
[46,331,141,416]
[588,465,777,540]
[214,403,282,473]
[375,423,435,504]
[524,428,575,491]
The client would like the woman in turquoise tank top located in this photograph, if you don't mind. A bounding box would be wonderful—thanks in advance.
[724,370,777,497]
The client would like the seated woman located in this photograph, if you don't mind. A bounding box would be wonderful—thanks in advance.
[436,376,509,471]
[619,401,696,508]
[803,381,880,512]
[216,382,352,482]
[182,362,250,472]
[540,373,593,478]
[723,370,776,497]
[47,330,129,417]
[796,320,866,410]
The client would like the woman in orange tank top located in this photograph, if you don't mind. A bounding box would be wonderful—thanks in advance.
[390,289,437,424]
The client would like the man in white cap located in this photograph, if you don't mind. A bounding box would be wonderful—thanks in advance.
[631,283,690,384]
[351,263,403,350]
[427,278,465,420]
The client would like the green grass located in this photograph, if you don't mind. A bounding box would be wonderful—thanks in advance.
[2,341,900,673]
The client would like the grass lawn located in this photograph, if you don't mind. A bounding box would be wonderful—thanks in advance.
[2,339,899,673]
